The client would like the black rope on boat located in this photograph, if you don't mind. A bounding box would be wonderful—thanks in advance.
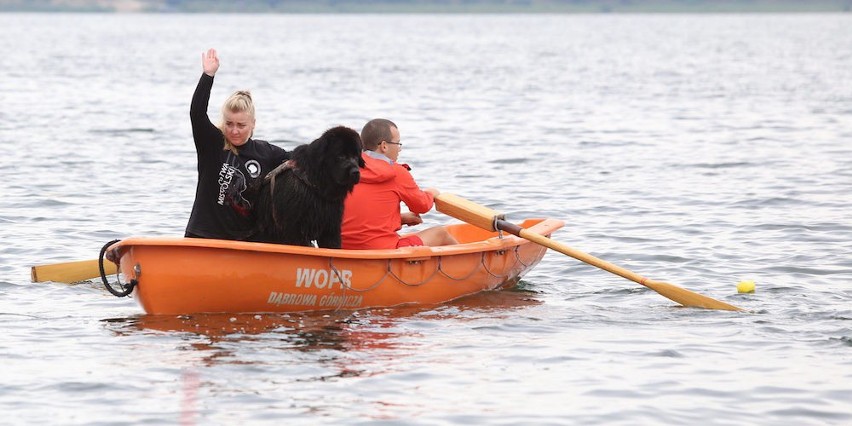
[436,252,484,281]
[481,249,512,279]
[513,245,534,268]
[328,258,389,293]
[99,239,135,298]
[327,244,532,291]
[388,257,441,287]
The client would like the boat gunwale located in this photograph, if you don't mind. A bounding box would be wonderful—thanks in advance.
[110,218,564,260]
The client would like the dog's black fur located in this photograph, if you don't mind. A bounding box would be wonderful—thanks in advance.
[250,126,364,248]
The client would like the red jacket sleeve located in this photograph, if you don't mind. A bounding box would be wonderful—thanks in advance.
[394,164,434,214]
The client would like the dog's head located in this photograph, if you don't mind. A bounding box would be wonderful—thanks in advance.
[296,125,365,198]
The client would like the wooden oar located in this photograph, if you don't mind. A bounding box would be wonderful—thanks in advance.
[31,259,116,283]
[434,193,742,311]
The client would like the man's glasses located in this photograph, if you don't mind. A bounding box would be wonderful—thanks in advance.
[385,140,402,147]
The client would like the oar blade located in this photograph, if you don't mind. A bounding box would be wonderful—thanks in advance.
[30,259,115,283]
[644,280,741,311]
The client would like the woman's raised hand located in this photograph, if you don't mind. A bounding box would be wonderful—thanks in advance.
[202,48,219,76]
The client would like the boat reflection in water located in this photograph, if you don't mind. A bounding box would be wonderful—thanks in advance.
[102,289,540,377]
[101,289,541,422]
[103,287,542,355]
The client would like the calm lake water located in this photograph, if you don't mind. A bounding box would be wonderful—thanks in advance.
[1,12,851,425]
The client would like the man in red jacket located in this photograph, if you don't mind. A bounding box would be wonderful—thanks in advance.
[341,119,458,250]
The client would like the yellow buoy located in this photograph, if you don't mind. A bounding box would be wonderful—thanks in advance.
[737,280,755,294]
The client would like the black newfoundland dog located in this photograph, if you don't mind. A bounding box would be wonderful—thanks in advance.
[250,126,364,248]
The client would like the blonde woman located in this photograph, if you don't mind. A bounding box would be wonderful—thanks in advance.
[185,48,290,240]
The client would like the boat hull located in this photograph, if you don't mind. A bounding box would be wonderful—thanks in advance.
[108,218,563,315]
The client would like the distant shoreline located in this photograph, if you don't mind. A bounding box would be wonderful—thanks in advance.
[1,0,850,14]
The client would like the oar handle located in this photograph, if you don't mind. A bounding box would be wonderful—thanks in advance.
[434,193,504,231]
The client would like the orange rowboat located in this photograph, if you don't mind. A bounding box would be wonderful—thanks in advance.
[103,218,564,315]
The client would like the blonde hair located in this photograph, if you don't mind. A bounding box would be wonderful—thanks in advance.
[218,90,255,155]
